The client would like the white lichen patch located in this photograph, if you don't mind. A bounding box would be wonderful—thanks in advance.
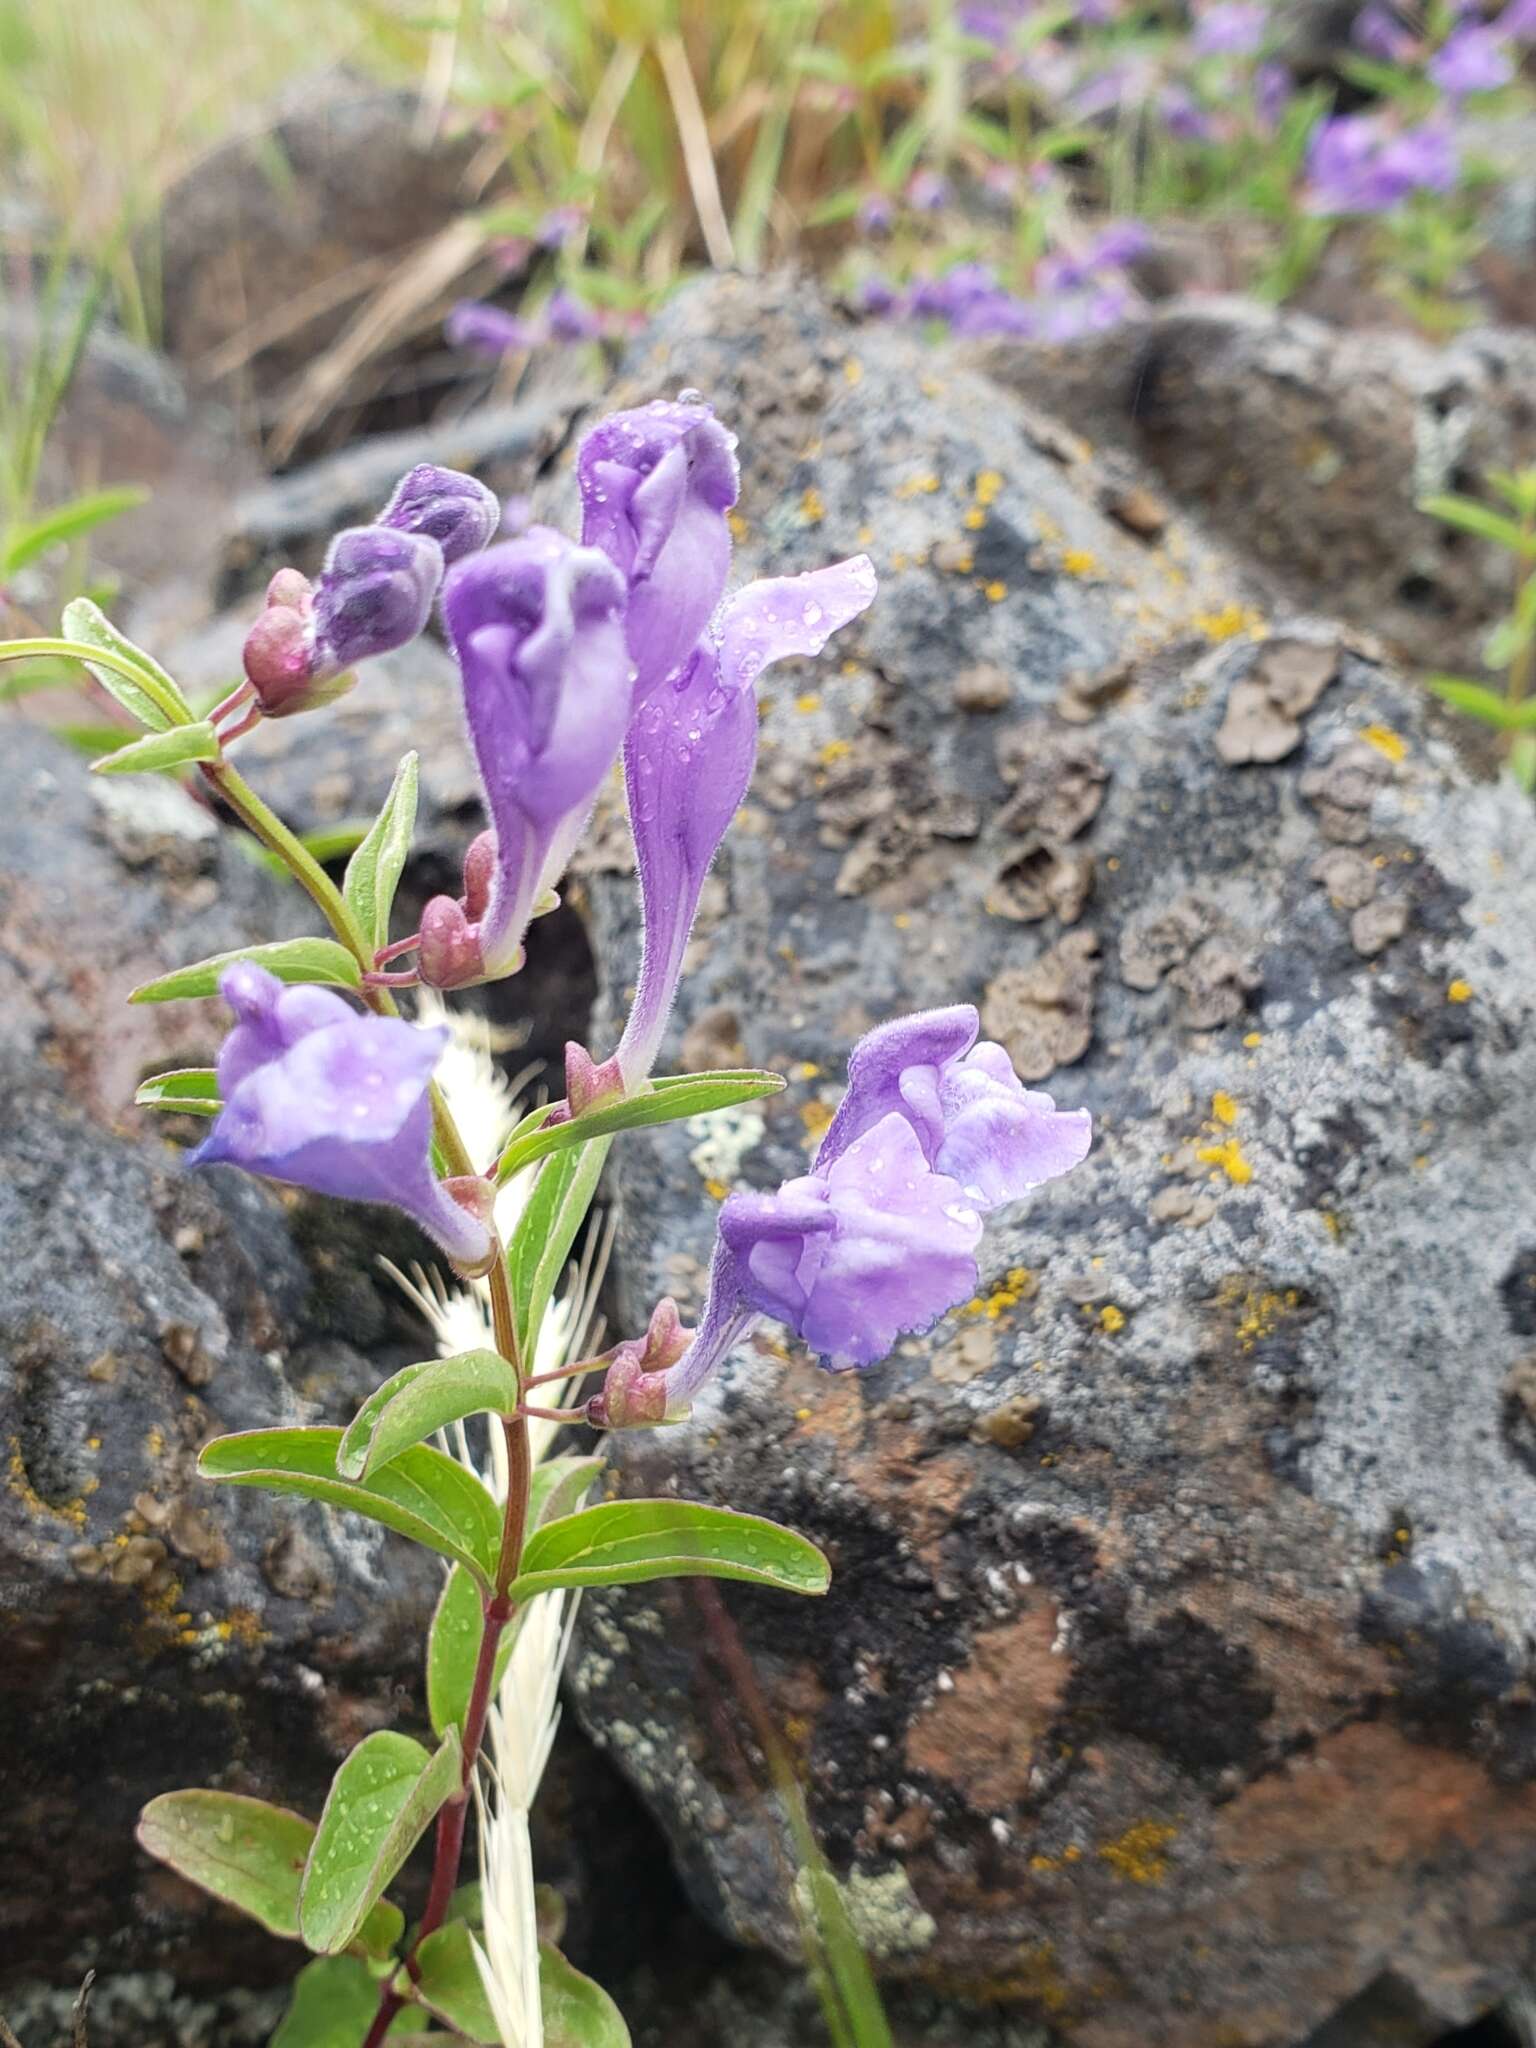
[793,1864,938,1959]
[688,1104,766,1189]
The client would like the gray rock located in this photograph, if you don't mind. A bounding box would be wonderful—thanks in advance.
[0,729,444,1988]
[562,276,1536,2047]
[966,297,1536,675]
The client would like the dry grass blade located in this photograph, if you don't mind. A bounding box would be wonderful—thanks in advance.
[72,1975,94,2048]
[654,33,737,271]
[0,2013,24,2048]
[266,216,486,465]
[197,254,393,383]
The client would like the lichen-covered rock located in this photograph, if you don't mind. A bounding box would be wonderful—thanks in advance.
[564,277,1536,2047]
[0,729,442,1988]
[969,298,1536,674]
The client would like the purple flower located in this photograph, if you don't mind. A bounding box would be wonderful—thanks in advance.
[535,204,585,250]
[190,965,492,1270]
[1495,0,1536,40]
[1192,2,1265,55]
[242,529,443,719]
[1254,60,1292,129]
[1160,85,1218,142]
[817,1004,1091,1209]
[546,287,603,343]
[907,168,951,212]
[577,398,741,706]
[858,275,902,317]
[379,464,501,565]
[1305,113,1457,213]
[446,301,538,355]
[1428,23,1514,94]
[417,531,632,988]
[616,556,877,1084]
[856,192,896,236]
[1353,4,1417,60]
[587,1006,1091,1420]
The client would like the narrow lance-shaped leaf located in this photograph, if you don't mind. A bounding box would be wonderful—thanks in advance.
[299,1728,462,1954]
[136,1791,402,1959]
[344,751,420,953]
[92,720,221,776]
[506,1139,610,1361]
[131,936,362,1005]
[4,485,149,575]
[510,1499,831,1602]
[337,1350,522,1482]
[60,595,194,729]
[134,1068,221,1116]
[1419,495,1536,556]
[199,1427,501,1585]
[496,1072,784,1184]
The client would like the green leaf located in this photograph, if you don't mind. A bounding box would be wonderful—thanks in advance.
[1512,732,1536,793]
[496,1071,782,1184]
[199,1427,501,1584]
[337,1351,521,1482]
[509,1500,831,1603]
[541,1942,631,2048]
[1426,675,1524,728]
[92,719,220,776]
[60,596,193,729]
[272,1955,417,2047]
[131,936,362,1005]
[134,1068,221,1116]
[405,1921,501,2043]
[1419,495,1535,555]
[344,752,420,953]
[529,1453,604,1530]
[300,1729,462,1954]
[428,1565,506,1740]
[136,1791,402,1958]
[3,485,148,575]
[509,1140,611,1361]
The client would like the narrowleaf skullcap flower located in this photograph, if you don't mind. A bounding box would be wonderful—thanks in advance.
[417,529,632,990]
[378,463,502,564]
[241,463,495,719]
[1428,23,1514,95]
[577,397,741,703]
[190,965,493,1271]
[1304,113,1457,215]
[616,555,878,1084]
[446,300,540,356]
[588,1007,1090,1425]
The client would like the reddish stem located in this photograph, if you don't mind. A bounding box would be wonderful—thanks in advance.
[362,966,423,989]
[374,932,423,966]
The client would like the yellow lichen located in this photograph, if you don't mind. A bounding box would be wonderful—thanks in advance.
[1211,1090,1239,1127]
[857,525,875,546]
[7,1438,93,1531]
[727,509,750,543]
[800,486,825,525]
[893,912,912,929]
[795,692,821,714]
[975,469,1004,506]
[1196,1138,1253,1185]
[963,507,986,531]
[1098,1821,1177,1885]
[1061,548,1099,578]
[896,471,941,499]
[1243,1030,1262,1048]
[1219,1279,1301,1352]
[983,580,1008,603]
[1447,978,1473,1003]
[963,1267,1037,1320]
[818,738,851,765]
[794,1406,813,1422]
[843,356,863,386]
[1361,723,1407,763]
[796,1062,821,1081]
[704,1178,729,1201]
[800,1101,834,1142]
[1193,602,1263,643]
[1098,1305,1126,1335]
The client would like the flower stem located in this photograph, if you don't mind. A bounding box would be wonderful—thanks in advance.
[364,1253,532,2039]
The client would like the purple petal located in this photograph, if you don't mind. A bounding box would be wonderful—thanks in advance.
[311,526,443,678]
[378,464,501,565]
[578,399,740,702]
[817,1004,979,1172]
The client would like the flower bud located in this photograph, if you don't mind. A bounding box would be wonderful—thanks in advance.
[242,528,443,719]
[584,1300,695,1430]
[378,464,501,565]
